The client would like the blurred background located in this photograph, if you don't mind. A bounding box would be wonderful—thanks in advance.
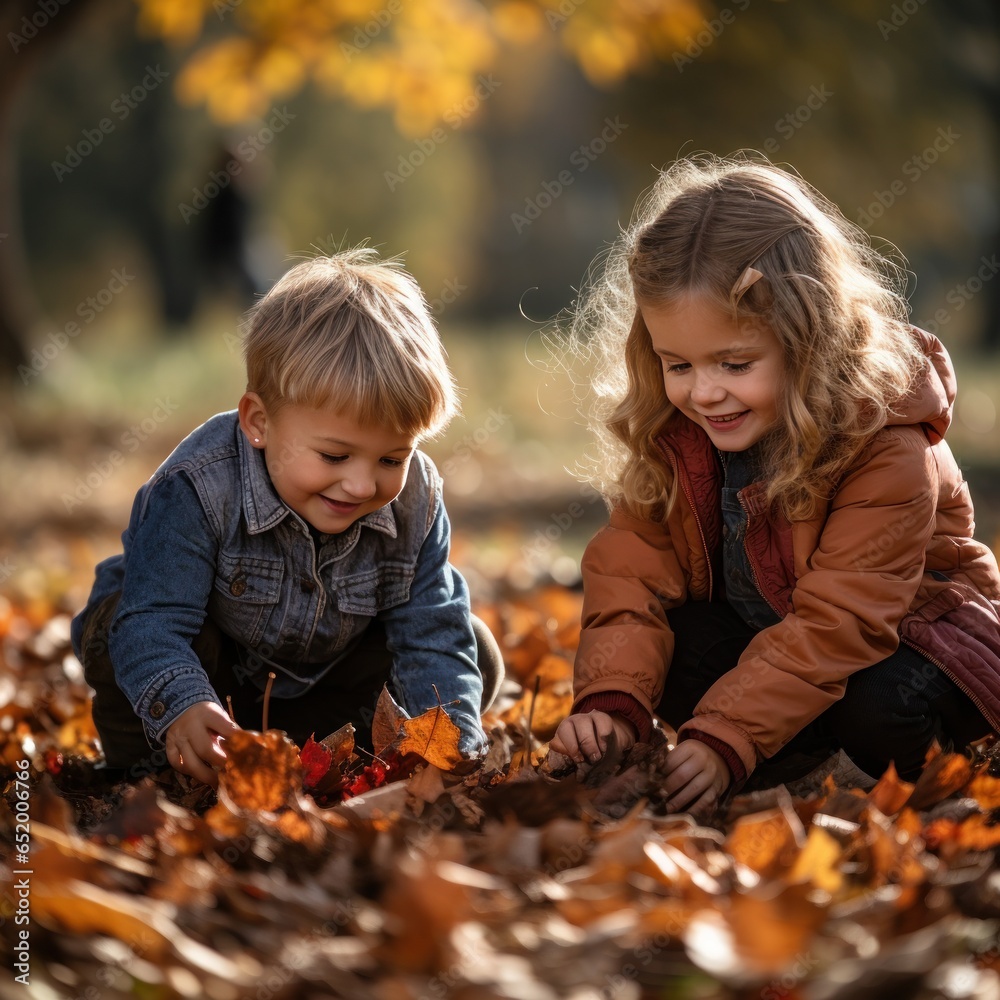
[0,0,998,613]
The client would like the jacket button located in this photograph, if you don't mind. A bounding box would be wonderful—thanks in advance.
[230,577,247,597]
[150,701,166,719]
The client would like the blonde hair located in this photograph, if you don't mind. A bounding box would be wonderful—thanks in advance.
[242,248,458,438]
[565,153,925,521]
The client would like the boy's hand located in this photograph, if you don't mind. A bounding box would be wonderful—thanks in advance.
[165,700,242,787]
[551,711,637,763]
[660,739,731,816]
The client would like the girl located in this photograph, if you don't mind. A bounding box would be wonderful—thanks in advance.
[73,249,503,786]
[551,154,1000,814]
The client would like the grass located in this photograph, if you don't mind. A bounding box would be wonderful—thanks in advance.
[5,300,998,606]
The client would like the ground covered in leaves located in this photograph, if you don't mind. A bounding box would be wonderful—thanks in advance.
[2,585,1000,1000]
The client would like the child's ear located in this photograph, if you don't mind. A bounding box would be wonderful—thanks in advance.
[238,392,268,448]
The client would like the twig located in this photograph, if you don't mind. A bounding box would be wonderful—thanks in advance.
[525,674,541,751]
[226,695,235,723]
[262,672,276,731]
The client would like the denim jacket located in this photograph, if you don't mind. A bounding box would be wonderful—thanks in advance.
[71,411,486,754]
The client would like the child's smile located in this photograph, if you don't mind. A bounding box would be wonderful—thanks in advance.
[641,293,784,452]
[241,398,417,533]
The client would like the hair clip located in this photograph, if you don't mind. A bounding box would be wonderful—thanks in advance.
[732,265,764,300]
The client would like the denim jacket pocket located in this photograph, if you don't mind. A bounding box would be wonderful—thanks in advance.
[211,553,284,645]
[335,564,413,616]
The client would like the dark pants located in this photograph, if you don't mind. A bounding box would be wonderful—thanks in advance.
[659,601,991,788]
[81,594,505,771]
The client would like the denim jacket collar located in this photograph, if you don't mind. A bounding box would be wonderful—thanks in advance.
[237,425,399,539]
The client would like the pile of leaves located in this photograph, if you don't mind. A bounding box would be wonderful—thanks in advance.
[2,587,1000,1000]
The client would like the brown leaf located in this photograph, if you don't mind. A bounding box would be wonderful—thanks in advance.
[321,722,359,768]
[372,683,408,757]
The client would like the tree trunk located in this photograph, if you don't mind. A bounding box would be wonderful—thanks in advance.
[0,0,104,379]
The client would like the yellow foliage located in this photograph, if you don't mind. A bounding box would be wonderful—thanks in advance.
[492,2,546,44]
[136,0,705,130]
[135,0,212,44]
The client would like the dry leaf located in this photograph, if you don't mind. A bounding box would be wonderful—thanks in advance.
[219,728,303,812]
[396,704,463,771]
[372,683,408,756]
[965,771,1000,810]
[787,825,843,893]
[905,752,973,810]
[867,761,914,816]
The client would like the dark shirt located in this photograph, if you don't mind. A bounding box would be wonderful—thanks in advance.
[720,448,782,631]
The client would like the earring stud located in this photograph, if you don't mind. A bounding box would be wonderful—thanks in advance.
[254,437,260,444]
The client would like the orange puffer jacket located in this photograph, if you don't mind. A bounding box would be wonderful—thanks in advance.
[573,329,1000,783]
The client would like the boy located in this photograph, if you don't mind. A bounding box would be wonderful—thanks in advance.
[72,249,503,786]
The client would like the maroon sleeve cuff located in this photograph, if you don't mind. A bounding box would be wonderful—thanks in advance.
[573,692,653,743]
[680,728,748,789]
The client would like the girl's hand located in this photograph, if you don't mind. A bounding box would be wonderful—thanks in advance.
[660,739,731,816]
[165,700,242,787]
[551,711,637,763]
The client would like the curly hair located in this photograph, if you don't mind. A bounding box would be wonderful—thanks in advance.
[561,153,925,521]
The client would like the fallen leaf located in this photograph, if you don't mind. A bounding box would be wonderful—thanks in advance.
[905,752,973,810]
[787,825,843,893]
[867,761,914,816]
[219,729,303,812]
[371,684,408,756]
[965,771,1000,811]
[724,803,803,878]
[299,735,334,787]
[397,704,463,771]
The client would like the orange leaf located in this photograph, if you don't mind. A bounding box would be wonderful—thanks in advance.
[396,705,463,771]
[724,806,802,878]
[925,813,1000,852]
[218,729,303,812]
[867,762,914,816]
[498,654,574,740]
[965,771,1000,810]
[905,752,973,810]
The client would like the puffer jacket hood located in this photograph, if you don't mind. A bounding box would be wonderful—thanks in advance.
[893,327,955,441]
